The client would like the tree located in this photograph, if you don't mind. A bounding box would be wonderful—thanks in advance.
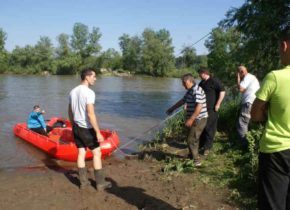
[194,55,208,70]
[71,22,89,57]
[97,48,122,70]
[180,45,197,68]
[0,28,7,52]
[34,36,54,72]
[56,33,71,58]
[87,27,102,56]
[141,28,175,76]
[221,0,290,79]
[205,27,241,83]
[71,23,102,58]
[55,54,82,75]
[119,34,142,72]
[0,28,8,73]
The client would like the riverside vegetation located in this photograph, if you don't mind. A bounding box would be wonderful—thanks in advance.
[0,1,288,83]
[139,97,263,209]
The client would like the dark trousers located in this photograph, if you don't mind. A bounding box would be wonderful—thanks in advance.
[258,150,290,210]
[187,118,207,161]
[30,126,52,136]
[200,110,218,150]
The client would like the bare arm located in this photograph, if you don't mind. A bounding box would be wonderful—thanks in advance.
[185,103,202,127]
[215,91,226,111]
[166,99,185,115]
[251,98,268,122]
[87,104,104,142]
[237,73,246,93]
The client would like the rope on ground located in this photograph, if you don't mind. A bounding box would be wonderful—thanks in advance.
[112,109,183,157]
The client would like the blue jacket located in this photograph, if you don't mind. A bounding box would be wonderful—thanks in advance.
[27,111,46,129]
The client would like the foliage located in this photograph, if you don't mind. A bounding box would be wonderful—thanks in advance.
[71,23,102,59]
[8,36,55,74]
[178,45,197,68]
[139,98,266,209]
[163,157,195,173]
[193,54,208,70]
[0,28,7,52]
[140,28,175,76]
[162,110,186,141]
[165,67,198,78]
[205,27,242,86]
[217,95,241,137]
[97,48,122,70]
[210,0,290,82]
[0,28,8,73]
[119,34,142,72]
[55,54,82,75]
[56,33,71,58]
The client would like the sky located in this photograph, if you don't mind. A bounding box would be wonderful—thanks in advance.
[0,0,245,55]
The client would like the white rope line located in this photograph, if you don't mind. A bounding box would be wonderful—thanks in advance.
[111,109,183,156]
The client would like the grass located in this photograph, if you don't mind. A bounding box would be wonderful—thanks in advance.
[139,100,262,210]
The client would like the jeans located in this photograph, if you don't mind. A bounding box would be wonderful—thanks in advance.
[237,102,252,146]
[187,118,207,161]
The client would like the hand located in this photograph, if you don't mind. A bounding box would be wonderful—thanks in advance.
[97,132,104,142]
[185,119,194,127]
[41,110,46,114]
[215,104,220,112]
[237,72,240,83]
[166,108,174,115]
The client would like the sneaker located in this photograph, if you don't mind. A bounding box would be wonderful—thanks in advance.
[194,160,202,167]
[204,149,210,156]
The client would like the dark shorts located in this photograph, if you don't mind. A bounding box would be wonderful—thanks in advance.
[73,124,100,150]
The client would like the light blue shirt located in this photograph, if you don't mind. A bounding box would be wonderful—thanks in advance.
[27,111,46,129]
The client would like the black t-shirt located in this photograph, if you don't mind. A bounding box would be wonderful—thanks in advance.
[199,77,225,111]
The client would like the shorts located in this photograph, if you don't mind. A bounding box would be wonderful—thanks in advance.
[73,124,100,150]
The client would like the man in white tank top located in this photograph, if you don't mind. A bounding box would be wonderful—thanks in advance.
[68,68,111,191]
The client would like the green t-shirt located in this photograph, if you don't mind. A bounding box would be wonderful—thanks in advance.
[256,65,290,153]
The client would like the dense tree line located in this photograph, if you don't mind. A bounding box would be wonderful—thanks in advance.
[206,0,290,85]
[2,1,287,78]
[0,23,204,76]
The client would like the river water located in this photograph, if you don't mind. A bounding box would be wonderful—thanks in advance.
[0,75,184,168]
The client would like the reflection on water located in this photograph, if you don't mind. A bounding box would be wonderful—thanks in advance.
[0,75,184,168]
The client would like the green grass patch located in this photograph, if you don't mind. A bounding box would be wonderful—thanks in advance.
[139,99,263,209]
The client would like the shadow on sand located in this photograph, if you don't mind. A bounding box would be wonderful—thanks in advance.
[105,178,178,210]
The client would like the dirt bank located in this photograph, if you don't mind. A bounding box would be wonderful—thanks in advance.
[0,157,236,210]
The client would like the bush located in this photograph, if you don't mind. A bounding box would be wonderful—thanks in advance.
[165,68,198,78]
[218,97,240,135]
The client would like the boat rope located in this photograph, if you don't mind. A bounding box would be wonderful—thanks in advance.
[111,108,183,157]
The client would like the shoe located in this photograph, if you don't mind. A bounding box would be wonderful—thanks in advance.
[194,160,202,167]
[204,149,209,156]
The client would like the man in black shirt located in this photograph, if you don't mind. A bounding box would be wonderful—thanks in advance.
[198,68,226,155]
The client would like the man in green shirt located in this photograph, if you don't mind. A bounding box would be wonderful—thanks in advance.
[251,25,290,210]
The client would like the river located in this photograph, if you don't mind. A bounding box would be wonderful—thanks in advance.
[0,75,184,168]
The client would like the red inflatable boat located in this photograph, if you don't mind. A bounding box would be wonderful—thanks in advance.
[13,117,120,161]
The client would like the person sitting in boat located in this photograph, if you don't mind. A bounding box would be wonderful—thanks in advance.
[27,105,52,136]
